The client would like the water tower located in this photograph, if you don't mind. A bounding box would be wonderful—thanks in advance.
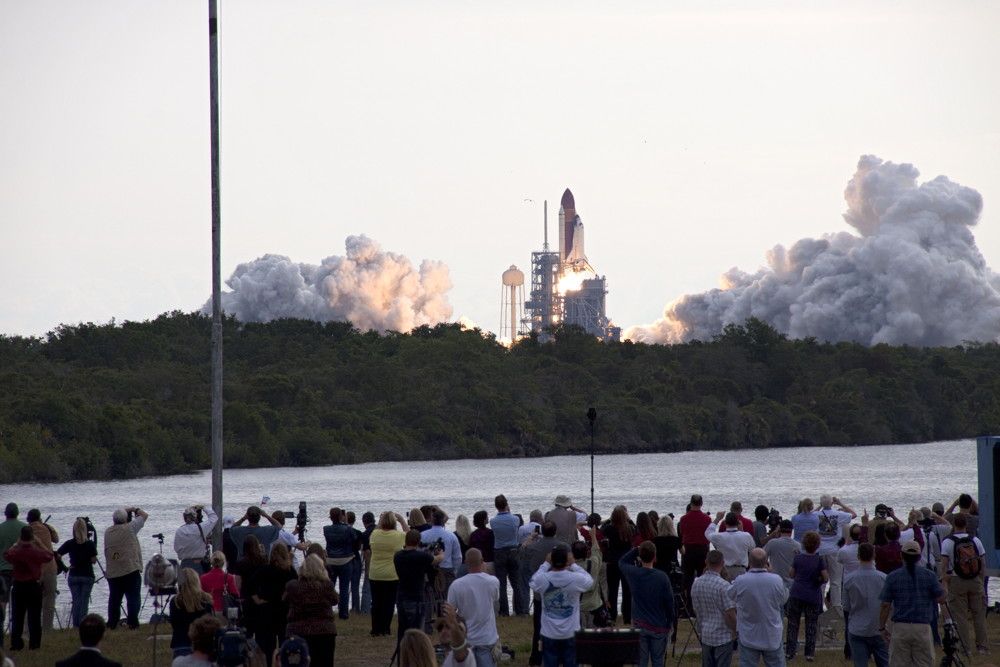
[500,265,525,341]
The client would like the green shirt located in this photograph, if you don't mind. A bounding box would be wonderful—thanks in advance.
[0,518,28,572]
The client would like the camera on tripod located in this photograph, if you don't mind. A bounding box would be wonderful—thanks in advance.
[277,502,309,541]
[766,507,783,531]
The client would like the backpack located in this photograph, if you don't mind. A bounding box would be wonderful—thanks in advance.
[949,535,982,580]
[817,510,839,538]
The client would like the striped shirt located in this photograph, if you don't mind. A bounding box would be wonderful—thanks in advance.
[690,570,735,647]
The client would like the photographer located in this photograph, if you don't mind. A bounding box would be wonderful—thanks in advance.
[104,505,148,630]
[173,504,217,574]
[26,508,59,629]
[395,529,444,642]
[57,518,99,627]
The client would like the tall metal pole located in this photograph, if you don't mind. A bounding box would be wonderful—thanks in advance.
[587,407,596,515]
[209,0,224,549]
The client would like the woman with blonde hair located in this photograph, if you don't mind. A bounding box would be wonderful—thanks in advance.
[792,497,819,542]
[199,550,239,614]
[56,517,98,626]
[168,567,214,657]
[367,511,409,637]
[453,514,472,557]
[653,514,680,574]
[285,553,339,667]
[408,507,428,532]
[398,628,436,667]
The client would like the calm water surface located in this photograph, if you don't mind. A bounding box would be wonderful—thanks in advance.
[1,439,987,624]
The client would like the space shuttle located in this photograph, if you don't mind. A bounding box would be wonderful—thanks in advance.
[558,188,589,267]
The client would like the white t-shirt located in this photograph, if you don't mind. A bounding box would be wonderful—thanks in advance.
[705,524,756,568]
[814,509,853,555]
[442,651,477,667]
[940,533,986,575]
[836,543,860,577]
[529,563,594,640]
[447,572,500,647]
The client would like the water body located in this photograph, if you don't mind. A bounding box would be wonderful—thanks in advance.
[2,439,987,625]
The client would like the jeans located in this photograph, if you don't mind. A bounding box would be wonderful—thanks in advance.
[606,560,631,623]
[473,644,497,667]
[702,641,734,667]
[542,636,577,667]
[107,570,142,629]
[738,643,785,667]
[848,633,889,667]
[638,628,668,667]
[67,575,95,627]
[350,557,362,611]
[328,561,352,619]
[530,598,543,665]
[785,596,820,659]
[11,580,43,650]
[396,598,425,642]
[361,573,372,613]
[494,546,523,615]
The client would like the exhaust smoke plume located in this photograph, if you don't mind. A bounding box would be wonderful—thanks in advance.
[627,156,1000,346]
[210,235,453,332]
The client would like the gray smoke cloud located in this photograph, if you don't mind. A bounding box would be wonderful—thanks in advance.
[627,155,1000,346]
[209,235,453,332]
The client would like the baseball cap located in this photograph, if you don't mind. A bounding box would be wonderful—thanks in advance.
[901,540,921,556]
[278,635,310,666]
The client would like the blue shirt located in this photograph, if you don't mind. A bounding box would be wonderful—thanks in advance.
[490,512,521,549]
[323,523,357,559]
[618,548,675,634]
[791,512,819,542]
[879,565,942,624]
[843,566,886,636]
[421,525,462,571]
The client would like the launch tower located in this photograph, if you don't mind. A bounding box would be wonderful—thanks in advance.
[523,189,620,342]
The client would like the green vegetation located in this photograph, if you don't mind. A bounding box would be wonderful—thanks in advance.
[1,313,998,483]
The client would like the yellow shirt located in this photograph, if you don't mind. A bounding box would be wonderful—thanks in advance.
[368,529,405,581]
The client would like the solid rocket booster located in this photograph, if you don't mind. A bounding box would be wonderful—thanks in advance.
[567,217,585,264]
[560,188,576,260]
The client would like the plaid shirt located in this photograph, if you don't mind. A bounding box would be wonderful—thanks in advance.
[690,570,735,647]
[879,564,942,624]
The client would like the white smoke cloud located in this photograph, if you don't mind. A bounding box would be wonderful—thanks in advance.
[627,156,1000,346]
[210,235,453,332]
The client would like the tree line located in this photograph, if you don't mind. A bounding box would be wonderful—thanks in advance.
[1,312,998,483]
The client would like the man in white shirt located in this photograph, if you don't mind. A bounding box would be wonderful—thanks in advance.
[173,504,217,574]
[529,544,593,667]
[448,549,500,667]
[705,512,755,580]
[272,513,309,567]
[730,548,788,666]
[939,513,988,655]
[815,494,856,610]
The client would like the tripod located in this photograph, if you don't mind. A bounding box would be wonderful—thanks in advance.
[670,568,702,666]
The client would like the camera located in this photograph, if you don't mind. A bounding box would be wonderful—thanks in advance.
[874,505,891,520]
[77,516,97,544]
[195,507,204,524]
[425,537,445,554]
[766,507,782,531]
[282,500,309,542]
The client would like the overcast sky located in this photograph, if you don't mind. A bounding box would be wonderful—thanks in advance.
[2,1,998,337]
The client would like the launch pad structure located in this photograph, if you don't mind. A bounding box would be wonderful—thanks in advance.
[522,189,621,342]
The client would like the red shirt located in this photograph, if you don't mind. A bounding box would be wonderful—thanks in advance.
[679,510,712,546]
[4,542,54,582]
[716,516,754,534]
[200,568,239,612]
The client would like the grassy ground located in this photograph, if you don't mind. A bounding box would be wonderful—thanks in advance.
[6,613,999,666]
